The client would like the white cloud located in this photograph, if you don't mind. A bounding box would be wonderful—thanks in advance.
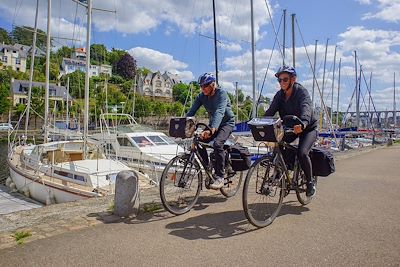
[360,0,400,23]
[127,47,193,81]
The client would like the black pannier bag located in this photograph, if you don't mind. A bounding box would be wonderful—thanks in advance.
[229,144,251,171]
[247,117,284,142]
[310,147,335,177]
[169,117,196,139]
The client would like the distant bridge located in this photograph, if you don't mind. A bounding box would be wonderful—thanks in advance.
[339,110,399,128]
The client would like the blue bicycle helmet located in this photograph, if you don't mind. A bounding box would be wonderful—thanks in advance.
[275,65,297,77]
[198,72,216,87]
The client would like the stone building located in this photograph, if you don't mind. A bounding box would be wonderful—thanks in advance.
[137,71,181,101]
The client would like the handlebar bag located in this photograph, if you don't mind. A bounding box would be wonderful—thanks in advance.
[229,144,251,171]
[310,147,335,177]
[248,117,284,142]
[169,117,196,138]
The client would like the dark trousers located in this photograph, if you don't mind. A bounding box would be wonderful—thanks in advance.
[198,124,233,178]
[284,129,318,183]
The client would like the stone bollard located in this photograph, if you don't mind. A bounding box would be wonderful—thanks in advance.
[114,170,139,217]
[387,138,393,146]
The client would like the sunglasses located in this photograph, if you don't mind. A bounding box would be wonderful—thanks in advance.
[201,83,212,89]
[277,77,290,83]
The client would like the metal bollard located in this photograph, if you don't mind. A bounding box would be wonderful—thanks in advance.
[114,170,139,217]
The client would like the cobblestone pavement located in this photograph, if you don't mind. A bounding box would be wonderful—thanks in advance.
[0,145,386,249]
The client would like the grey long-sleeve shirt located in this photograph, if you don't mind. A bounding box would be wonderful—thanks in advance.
[264,82,318,131]
[187,88,235,129]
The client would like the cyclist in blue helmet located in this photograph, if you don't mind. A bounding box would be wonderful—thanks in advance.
[187,72,235,189]
[265,66,318,197]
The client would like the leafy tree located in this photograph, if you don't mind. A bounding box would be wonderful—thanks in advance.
[108,48,127,71]
[109,75,125,85]
[172,83,190,105]
[0,27,11,44]
[90,44,108,65]
[137,67,151,77]
[12,26,49,49]
[62,71,85,98]
[115,53,137,80]
[0,80,11,115]
[30,86,45,127]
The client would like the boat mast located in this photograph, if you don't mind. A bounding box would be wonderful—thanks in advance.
[336,58,341,127]
[250,0,256,118]
[319,38,329,130]
[44,0,52,143]
[394,72,397,128]
[330,45,337,126]
[282,9,286,65]
[291,14,295,68]
[354,50,360,128]
[83,0,92,157]
[212,0,218,83]
[311,40,318,107]
[25,0,39,136]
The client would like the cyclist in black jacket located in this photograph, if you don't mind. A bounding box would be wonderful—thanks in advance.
[265,66,318,197]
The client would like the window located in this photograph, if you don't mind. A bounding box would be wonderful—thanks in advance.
[54,170,74,179]
[117,137,133,147]
[155,89,162,95]
[147,135,168,145]
[2,56,7,63]
[49,89,56,96]
[155,80,162,87]
[132,136,153,147]
[16,58,21,65]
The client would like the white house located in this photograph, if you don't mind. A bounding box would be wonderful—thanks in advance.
[0,44,27,72]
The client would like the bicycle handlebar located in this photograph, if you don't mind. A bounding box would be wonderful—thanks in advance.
[195,122,212,132]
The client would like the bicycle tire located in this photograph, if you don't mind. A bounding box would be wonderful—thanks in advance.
[295,168,318,205]
[243,155,285,228]
[220,171,243,198]
[159,154,202,215]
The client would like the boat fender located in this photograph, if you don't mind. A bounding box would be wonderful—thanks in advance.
[9,182,17,192]
[23,187,30,198]
[5,177,12,187]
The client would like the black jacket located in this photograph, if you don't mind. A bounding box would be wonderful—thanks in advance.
[264,82,318,131]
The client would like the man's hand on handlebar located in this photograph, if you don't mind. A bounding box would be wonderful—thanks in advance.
[200,127,216,140]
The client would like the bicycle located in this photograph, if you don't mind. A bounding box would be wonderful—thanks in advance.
[243,115,318,228]
[159,122,244,215]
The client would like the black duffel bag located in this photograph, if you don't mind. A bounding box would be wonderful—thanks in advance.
[310,147,335,177]
[229,144,251,171]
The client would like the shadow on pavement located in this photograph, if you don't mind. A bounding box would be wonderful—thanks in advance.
[165,200,310,240]
[86,195,228,225]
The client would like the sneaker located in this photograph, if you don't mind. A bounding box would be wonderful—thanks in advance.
[306,182,316,197]
[210,177,225,190]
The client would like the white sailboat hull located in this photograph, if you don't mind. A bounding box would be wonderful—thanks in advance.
[8,161,96,204]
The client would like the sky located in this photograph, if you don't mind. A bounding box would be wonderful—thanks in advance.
[0,0,399,113]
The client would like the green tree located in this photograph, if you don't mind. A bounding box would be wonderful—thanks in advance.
[0,80,11,115]
[108,48,127,73]
[90,44,108,65]
[0,27,11,44]
[12,26,49,49]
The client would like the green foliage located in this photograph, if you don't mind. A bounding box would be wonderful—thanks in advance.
[12,26,48,50]
[0,81,11,114]
[172,83,191,105]
[90,44,108,65]
[13,231,32,245]
[108,48,127,72]
[109,75,125,85]
[0,27,11,44]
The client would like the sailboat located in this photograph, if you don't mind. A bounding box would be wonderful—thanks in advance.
[7,0,137,204]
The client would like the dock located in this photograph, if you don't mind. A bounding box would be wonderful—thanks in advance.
[0,185,42,215]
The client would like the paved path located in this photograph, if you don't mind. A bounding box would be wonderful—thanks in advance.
[0,146,399,266]
[0,185,42,215]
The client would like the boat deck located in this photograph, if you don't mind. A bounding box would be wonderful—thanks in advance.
[0,185,42,215]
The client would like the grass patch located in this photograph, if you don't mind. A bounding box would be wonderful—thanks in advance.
[13,231,32,245]
[107,201,114,212]
[142,202,162,213]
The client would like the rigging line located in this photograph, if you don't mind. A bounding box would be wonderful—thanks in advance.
[295,18,335,135]
[360,68,378,113]
[257,11,284,102]
[264,0,284,60]
[12,0,23,30]
[72,1,79,49]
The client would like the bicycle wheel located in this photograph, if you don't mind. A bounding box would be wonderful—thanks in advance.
[243,155,285,228]
[159,154,202,215]
[220,171,243,198]
[295,168,318,205]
